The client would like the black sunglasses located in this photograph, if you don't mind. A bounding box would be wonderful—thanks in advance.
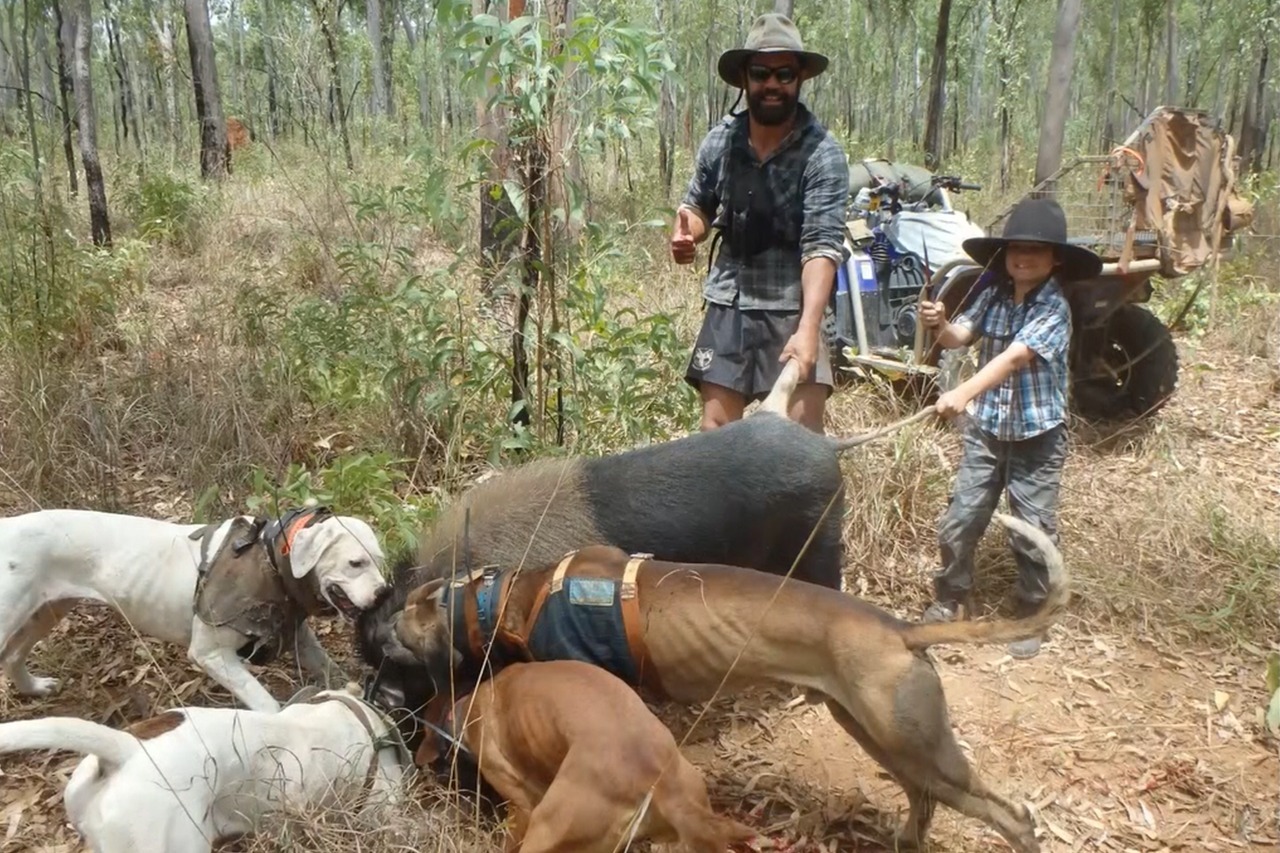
[747,64,800,85]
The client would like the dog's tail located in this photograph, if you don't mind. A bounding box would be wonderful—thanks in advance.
[899,512,1070,651]
[0,718,140,772]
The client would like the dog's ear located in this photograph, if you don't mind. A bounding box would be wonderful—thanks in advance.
[287,521,337,580]
[414,733,441,767]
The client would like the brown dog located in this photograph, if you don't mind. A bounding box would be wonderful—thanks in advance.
[417,659,755,853]
[394,511,1066,853]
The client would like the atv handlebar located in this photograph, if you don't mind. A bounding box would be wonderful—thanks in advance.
[933,175,982,192]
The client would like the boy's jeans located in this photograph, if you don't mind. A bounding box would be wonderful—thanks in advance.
[933,418,1067,611]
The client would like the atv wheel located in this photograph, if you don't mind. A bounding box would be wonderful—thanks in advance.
[1070,304,1179,421]
[936,346,978,394]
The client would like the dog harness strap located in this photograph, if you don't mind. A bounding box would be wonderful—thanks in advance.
[303,693,383,792]
[279,508,317,556]
[523,551,577,640]
[620,556,664,698]
[462,580,486,663]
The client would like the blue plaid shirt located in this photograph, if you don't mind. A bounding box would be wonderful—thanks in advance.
[953,276,1072,441]
[681,103,850,311]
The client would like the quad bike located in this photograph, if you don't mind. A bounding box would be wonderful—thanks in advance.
[829,106,1257,422]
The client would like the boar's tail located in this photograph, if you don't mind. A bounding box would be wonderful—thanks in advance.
[829,408,938,453]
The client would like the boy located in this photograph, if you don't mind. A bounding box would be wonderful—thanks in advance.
[918,197,1102,659]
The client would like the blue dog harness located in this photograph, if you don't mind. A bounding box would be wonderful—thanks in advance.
[437,551,662,696]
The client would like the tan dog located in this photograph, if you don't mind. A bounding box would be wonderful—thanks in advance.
[418,659,754,853]
[394,512,1066,853]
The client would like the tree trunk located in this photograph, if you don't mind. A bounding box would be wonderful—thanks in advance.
[0,3,16,127]
[1163,0,1178,106]
[1238,41,1270,172]
[773,0,794,15]
[546,0,580,239]
[398,4,431,132]
[1033,0,1083,191]
[228,0,242,109]
[1102,0,1119,146]
[367,0,388,117]
[184,0,229,179]
[476,0,517,296]
[68,0,111,246]
[20,0,42,199]
[0,5,10,127]
[311,0,354,171]
[965,1,988,148]
[147,0,181,158]
[103,0,140,153]
[260,0,279,138]
[53,3,77,196]
[34,7,53,122]
[922,0,951,168]
[656,0,675,201]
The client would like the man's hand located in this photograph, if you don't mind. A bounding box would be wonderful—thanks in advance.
[780,327,819,381]
[935,389,970,419]
[671,208,696,265]
[920,299,946,329]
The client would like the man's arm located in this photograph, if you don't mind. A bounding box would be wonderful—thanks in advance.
[797,140,852,330]
[797,256,837,337]
[780,140,850,374]
[671,129,725,262]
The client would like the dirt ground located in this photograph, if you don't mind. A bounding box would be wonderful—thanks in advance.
[1,604,1275,852]
[1,335,1277,852]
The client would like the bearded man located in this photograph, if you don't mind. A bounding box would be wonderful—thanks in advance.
[670,13,850,433]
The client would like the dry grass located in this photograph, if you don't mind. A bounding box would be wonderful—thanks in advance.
[219,784,505,853]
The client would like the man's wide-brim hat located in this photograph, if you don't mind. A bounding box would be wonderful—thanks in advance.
[718,13,829,87]
[962,197,1104,282]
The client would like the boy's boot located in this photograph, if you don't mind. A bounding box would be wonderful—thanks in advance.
[1007,596,1045,659]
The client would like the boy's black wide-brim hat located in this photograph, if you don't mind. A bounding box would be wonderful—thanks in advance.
[962,197,1104,282]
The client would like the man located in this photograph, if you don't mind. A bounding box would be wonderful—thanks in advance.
[671,13,850,433]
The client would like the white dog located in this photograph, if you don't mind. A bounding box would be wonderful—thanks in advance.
[0,687,410,853]
[0,505,389,712]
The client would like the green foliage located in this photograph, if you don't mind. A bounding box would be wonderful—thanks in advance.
[0,142,140,362]
[242,451,435,562]
[120,171,209,251]
[1187,504,1280,641]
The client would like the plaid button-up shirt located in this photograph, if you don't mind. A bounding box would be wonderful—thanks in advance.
[681,103,850,312]
[953,275,1072,441]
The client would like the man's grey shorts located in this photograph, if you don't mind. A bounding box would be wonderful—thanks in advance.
[684,300,834,403]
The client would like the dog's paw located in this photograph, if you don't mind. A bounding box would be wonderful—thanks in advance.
[18,676,62,697]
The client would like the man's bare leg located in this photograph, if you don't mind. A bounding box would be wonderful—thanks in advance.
[699,382,746,431]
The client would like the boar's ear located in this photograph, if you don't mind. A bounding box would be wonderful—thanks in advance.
[406,578,448,608]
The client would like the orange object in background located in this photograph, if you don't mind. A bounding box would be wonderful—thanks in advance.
[226,116,251,150]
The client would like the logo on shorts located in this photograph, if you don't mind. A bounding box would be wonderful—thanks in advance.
[692,347,714,371]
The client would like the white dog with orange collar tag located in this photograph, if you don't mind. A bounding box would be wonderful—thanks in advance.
[0,504,388,712]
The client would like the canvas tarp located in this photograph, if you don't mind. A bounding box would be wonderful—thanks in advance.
[1120,107,1256,277]
[848,158,940,204]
